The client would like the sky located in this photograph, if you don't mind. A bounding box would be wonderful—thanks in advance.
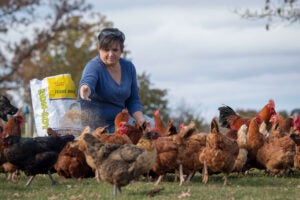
[85,0,300,122]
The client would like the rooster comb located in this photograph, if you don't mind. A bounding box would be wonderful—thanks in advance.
[268,99,275,108]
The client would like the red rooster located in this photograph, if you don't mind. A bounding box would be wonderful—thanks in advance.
[294,116,300,133]
[2,113,24,138]
[0,113,24,180]
[218,99,276,138]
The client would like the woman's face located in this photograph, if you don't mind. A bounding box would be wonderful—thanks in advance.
[99,41,122,67]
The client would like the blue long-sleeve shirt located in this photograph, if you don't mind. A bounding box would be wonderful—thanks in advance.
[79,55,143,131]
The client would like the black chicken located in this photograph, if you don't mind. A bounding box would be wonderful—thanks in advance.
[2,134,74,186]
[0,95,18,122]
[290,133,300,145]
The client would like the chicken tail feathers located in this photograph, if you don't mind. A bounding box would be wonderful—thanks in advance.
[218,105,236,128]
[60,134,75,143]
[83,134,100,146]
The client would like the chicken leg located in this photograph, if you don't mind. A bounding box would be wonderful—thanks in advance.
[155,175,164,185]
[25,170,56,187]
[185,171,196,184]
[25,175,35,187]
[223,174,228,185]
[113,185,122,196]
[202,161,209,184]
[179,164,185,186]
[48,170,57,185]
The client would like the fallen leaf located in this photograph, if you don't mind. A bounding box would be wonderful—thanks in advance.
[178,188,190,199]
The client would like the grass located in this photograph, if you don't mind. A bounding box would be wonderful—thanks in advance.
[1,170,300,200]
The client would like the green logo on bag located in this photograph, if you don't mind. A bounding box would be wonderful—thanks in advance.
[38,89,49,129]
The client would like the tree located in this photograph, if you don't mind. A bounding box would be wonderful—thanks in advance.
[235,0,300,30]
[0,0,113,103]
[138,72,169,121]
[18,15,110,87]
[172,99,208,132]
[137,72,210,131]
[0,0,209,129]
[235,108,257,119]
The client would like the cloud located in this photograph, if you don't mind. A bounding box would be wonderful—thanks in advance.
[88,0,300,122]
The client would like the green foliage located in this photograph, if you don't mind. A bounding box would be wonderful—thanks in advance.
[3,0,293,127]
[235,108,257,118]
[235,108,290,119]
[19,15,105,87]
[172,99,208,132]
[0,0,209,125]
[0,0,113,102]
[137,72,209,130]
[279,110,289,118]
[138,72,169,121]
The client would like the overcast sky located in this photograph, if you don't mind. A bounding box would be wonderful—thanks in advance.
[88,0,300,122]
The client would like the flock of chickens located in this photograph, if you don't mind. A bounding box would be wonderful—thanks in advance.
[1,95,300,196]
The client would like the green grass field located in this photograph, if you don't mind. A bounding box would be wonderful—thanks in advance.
[1,170,300,200]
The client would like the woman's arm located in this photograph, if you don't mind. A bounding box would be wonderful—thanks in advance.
[79,57,99,99]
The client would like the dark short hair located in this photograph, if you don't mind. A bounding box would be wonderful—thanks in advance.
[97,28,125,51]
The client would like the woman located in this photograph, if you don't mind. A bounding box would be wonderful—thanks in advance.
[79,28,148,132]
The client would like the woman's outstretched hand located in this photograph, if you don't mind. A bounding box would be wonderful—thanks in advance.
[80,85,91,101]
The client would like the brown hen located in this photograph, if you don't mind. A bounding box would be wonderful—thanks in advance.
[92,122,133,145]
[256,122,297,176]
[199,118,239,185]
[54,140,94,179]
[114,109,130,128]
[152,120,196,185]
[269,113,294,134]
[178,128,207,185]
[243,115,265,171]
